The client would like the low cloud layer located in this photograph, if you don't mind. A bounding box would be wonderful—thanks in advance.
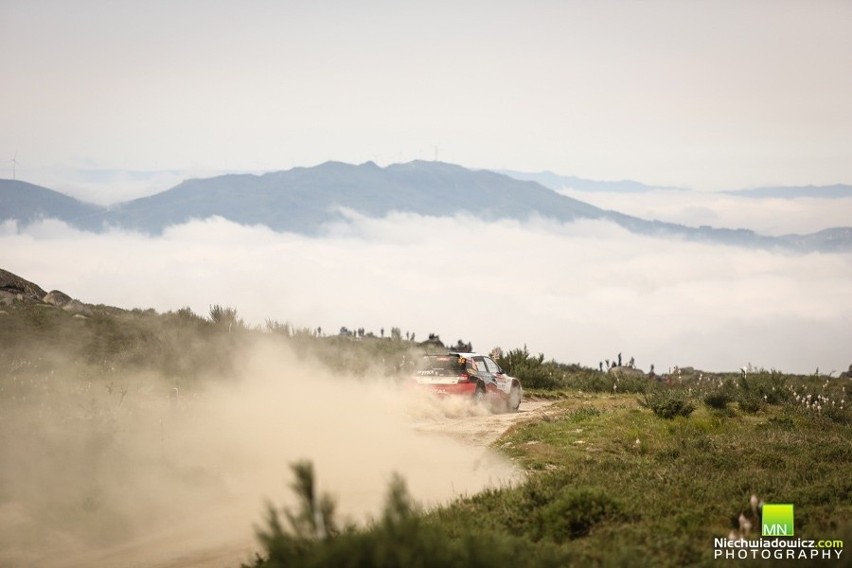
[560,188,852,236]
[2,211,850,375]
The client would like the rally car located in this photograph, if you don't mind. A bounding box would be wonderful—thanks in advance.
[410,352,522,412]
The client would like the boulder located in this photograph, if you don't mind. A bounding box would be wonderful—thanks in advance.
[608,365,646,379]
[62,299,93,317]
[43,290,73,307]
[0,268,47,302]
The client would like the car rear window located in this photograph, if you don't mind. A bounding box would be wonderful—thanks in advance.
[415,355,467,377]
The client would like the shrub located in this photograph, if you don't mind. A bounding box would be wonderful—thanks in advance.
[540,488,625,541]
[497,346,562,389]
[703,390,732,410]
[639,389,696,419]
[737,393,764,413]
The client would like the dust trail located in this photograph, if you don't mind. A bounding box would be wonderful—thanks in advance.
[0,338,519,567]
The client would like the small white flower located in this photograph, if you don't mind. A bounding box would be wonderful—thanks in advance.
[739,513,752,535]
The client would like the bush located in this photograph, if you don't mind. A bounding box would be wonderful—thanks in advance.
[737,394,764,413]
[639,389,696,419]
[496,346,562,389]
[703,390,732,410]
[540,488,625,541]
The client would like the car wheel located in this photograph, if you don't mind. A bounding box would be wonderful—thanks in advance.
[473,383,486,404]
[507,385,521,412]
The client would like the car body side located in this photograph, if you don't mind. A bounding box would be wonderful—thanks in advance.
[411,352,523,411]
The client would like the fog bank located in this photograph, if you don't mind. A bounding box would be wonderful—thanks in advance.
[2,212,850,374]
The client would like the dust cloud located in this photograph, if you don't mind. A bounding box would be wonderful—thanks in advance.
[0,338,519,568]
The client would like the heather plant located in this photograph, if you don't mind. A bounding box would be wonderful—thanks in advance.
[639,388,696,419]
[703,389,732,410]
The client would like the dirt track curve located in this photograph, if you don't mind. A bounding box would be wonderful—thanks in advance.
[47,399,555,568]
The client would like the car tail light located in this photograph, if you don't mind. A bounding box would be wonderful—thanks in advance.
[457,372,471,383]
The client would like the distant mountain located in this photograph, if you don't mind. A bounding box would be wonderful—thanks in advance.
[1,162,850,252]
[104,161,604,235]
[724,185,852,199]
[495,170,686,193]
[0,179,105,230]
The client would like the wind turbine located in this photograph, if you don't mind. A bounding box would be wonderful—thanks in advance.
[9,152,18,180]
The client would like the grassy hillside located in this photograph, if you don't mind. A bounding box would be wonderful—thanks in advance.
[1,298,849,566]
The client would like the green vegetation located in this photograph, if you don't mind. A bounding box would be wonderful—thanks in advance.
[0,301,421,392]
[496,345,649,393]
[639,388,696,419]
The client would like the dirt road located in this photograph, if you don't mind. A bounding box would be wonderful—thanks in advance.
[41,398,554,568]
[409,398,556,446]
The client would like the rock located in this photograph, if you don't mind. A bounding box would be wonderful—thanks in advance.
[43,290,73,307]
[608,365,646,378]
[0,268,48,301]
[62,299,93,317]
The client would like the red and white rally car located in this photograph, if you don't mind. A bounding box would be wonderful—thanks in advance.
[410,352,522,412]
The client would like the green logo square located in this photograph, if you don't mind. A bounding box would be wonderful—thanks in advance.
[762,504,794,536]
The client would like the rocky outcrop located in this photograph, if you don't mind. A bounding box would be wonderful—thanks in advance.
[43,290,73,307]
[0,268,92,316]
[0,268,47,302]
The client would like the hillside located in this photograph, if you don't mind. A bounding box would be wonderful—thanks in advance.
[0,179,105,230]
[495,169,686,193]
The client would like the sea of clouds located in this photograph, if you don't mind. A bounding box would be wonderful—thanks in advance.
[3,193,851,375]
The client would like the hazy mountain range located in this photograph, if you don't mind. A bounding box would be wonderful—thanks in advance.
[495,170,686,193]
[498,169,852,198]
[1,160,850,251]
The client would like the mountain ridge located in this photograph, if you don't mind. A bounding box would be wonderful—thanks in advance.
[2,161,850,251]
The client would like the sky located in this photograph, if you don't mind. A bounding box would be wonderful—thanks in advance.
[1,1,851,375]
[2,0,852,201]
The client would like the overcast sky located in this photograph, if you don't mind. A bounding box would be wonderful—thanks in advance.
[2,0,852,200]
